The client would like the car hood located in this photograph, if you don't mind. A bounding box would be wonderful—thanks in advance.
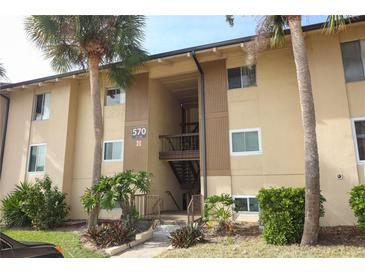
[20,241,55,248]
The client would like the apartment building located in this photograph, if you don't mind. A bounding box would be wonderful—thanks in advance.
[0,18,364,225]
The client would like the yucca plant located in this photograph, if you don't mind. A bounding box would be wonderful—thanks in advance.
[0,182,33,227]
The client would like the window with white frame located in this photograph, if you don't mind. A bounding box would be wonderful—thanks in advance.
[28,144,46,172]
[105,88,125,106]
[352,118,365,163]
[227,65,256,89]
[233,196,259,213]
[230,128,262,156]
[33,93,51,120]
[340,40,365,82]
[103,140,123,161]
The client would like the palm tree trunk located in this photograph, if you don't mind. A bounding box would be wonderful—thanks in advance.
[87,55,103,230]
[288,16,321,246]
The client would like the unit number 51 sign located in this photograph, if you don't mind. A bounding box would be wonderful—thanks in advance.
[132,127,147,139]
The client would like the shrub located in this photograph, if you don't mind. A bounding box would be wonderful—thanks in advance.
[169,223,204,248]
[0,176,70,229]
[85,221,136,248]
[257,187,325,245]
[204,194,235,235]
[349,183,365,231]
[81,170,152,228]
[0,182,32,227]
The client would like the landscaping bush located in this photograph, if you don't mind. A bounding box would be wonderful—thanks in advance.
[169,223,204,248]
[0,176,70,229]
[0,182,32,227]
[204,194,235,235]
[349,183,365,231]
[81,170,152,228]
[257,187,325,245]
[85,221,136,248]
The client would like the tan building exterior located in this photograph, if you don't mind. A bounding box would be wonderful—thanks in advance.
[0,19,365,226]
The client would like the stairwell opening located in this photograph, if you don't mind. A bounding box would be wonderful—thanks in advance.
[153,73,201,212]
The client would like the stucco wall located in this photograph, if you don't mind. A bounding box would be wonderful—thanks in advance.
[0,81,75,201]
[147,79,183,211]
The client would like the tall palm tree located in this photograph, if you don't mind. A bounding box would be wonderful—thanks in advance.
[25,16,147,229]
[227,15,347,245]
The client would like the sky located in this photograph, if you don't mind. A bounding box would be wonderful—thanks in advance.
[0,15,327,83]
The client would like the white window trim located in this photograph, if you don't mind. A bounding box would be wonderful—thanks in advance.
[351,117,365,165]
[232,195,259,214]
[27,143,47,174]
[105,88,126,106]
[229,128,263,156]
[103,139,124,162]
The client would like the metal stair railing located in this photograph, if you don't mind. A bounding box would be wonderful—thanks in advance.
[187,194,204,224]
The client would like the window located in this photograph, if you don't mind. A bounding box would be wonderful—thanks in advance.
[233,196,259,213]
[0,240,11,250]
[340,40,365,82]
[105,88,125,106]
[230,128,262,156]
[227,65,256,89]
[103,140,123,161]
[33,93,51,120]
[28,144,46,172]
[352,118,365,163]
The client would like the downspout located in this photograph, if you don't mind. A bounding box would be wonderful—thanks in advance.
[191,51,208,198]
[0,93,10,177]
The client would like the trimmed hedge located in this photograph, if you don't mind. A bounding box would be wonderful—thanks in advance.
[349,183,365,231]
[257,187,325,245]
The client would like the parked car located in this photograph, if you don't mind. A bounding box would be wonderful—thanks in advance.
[0,232,64,258]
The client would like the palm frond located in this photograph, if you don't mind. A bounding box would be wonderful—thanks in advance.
[0,62,6,79]
[323,15,349,34]
[25,15,147,87]
[226,15,234,27]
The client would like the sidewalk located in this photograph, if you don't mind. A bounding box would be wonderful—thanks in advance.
[112,224,180,258]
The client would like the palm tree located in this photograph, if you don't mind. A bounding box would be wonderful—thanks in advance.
[0,62,6,79]
[25,16,147,229]
[227,15,347,245]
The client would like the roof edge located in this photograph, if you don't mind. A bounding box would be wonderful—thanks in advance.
[2,15,365,90]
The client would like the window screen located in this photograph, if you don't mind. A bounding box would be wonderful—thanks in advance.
[105,89,125,106]
[354,120,365,161]
[234,197,259,212]
[231,130,260,153]
[227,67,242,89]
[242,65,256,87]
[340,40,365,82]
[33,93,51,120]
[104,141,123,161]
[228,65,256,89]
[28,144,46,172]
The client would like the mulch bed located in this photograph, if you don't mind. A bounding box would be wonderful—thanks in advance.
[204,222,365,246]
[319,226,365,246]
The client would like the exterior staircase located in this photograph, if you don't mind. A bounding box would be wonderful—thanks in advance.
[168,160,200,190]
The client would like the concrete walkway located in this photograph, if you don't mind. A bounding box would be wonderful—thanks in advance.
[112,224,180,258]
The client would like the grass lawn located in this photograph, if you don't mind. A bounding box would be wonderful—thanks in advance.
[2,229,106,258]
[159,224,365,258]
